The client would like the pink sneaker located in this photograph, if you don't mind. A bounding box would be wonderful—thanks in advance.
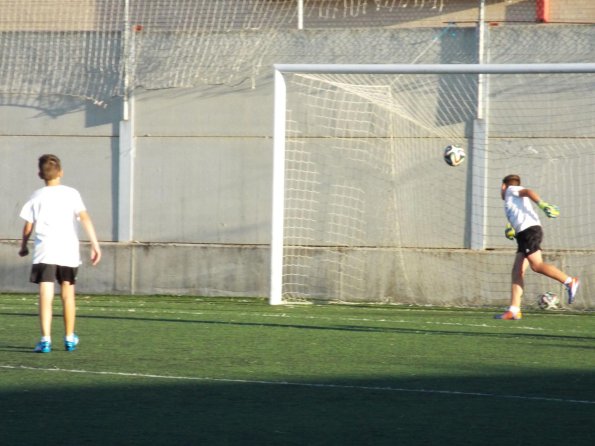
[494,310,522,320]
[566,277,580,304]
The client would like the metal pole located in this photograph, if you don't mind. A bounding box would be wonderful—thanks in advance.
[269,69,288,305]
[118,0,135,242]
[469,0,489,250]
[273,63,595,74]
[297,0,304,30]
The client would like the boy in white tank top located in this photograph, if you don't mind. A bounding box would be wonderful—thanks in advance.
[19,154,102,352]
[496,174,579,320]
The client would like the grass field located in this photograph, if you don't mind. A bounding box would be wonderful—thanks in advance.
[1,294,594,446]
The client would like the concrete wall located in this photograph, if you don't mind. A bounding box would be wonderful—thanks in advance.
[2,240,592,309]
[1,24,594,308]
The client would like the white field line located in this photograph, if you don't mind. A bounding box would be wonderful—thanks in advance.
[0,304,592,335]
[1,364,594,405]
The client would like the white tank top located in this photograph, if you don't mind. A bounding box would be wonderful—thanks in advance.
[503,185,541,233]
[19,185,86,267]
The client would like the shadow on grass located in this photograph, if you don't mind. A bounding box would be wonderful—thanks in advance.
[1,369,594,446]
[2,311,595,345]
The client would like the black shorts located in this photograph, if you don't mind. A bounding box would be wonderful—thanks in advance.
[30,263,78,285]
[516,225,543,257]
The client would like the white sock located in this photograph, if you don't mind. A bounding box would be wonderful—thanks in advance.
[509,306,520,314]
[41,336,51,343]
[65,334,75,342]
[564,277,572,285]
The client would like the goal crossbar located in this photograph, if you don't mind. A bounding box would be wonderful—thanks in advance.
[274,63,595,75]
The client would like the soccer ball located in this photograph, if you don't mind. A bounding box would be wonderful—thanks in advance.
[538,292,560,310]
[443,145,466,167]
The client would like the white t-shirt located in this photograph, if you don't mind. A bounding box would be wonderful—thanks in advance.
[20,185,87,267]
[503,185,541,233]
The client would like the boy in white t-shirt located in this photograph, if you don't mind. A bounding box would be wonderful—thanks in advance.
[496,174,579,320]
[19,154,101,352]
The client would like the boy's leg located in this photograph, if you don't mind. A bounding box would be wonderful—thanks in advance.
[61,281,76,337]
[39,281,55,337]
[495,253,526,320]
[527,250,580,304]
[526,250,568,283]
[510,252,528,309]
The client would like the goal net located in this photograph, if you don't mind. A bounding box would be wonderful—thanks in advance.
[271,63,595,306]
[0,0,559,106]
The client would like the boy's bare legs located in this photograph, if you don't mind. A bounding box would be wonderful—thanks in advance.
[61,281,76,338]
[38,282,55,338]
[500,249,579,319]
[511,250,569,309]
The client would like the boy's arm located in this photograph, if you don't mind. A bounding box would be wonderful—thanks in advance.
[79,210,102,265]
[518,188,542,203]
[519,188,559,218]
[19,221,34,256]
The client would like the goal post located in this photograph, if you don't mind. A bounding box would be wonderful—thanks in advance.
[270,69,289,305]
[270,63,595,306]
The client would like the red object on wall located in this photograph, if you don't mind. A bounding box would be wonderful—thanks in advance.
[536,0,550,23]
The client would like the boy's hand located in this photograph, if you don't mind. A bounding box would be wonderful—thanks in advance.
[90,245,102,266]
[18,247,29,257]
[538,201,560,218]
[504,223,516,240]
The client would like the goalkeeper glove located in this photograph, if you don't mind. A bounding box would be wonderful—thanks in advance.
[538,200,560,218]
[505,223,516,240]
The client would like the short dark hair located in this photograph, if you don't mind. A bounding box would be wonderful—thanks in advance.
[502,174,521,186]
[38,154,62,181]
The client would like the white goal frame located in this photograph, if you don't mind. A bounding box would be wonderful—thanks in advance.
[270,63,595,305]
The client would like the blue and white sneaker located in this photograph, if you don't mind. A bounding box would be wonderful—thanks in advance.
[64,334,79,352]
[566,277,580,304]
[34,340,52,353]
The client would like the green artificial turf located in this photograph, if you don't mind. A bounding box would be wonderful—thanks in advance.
[0,294,593,445]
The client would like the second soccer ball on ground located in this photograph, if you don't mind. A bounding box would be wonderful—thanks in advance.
[538,292,560,310]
